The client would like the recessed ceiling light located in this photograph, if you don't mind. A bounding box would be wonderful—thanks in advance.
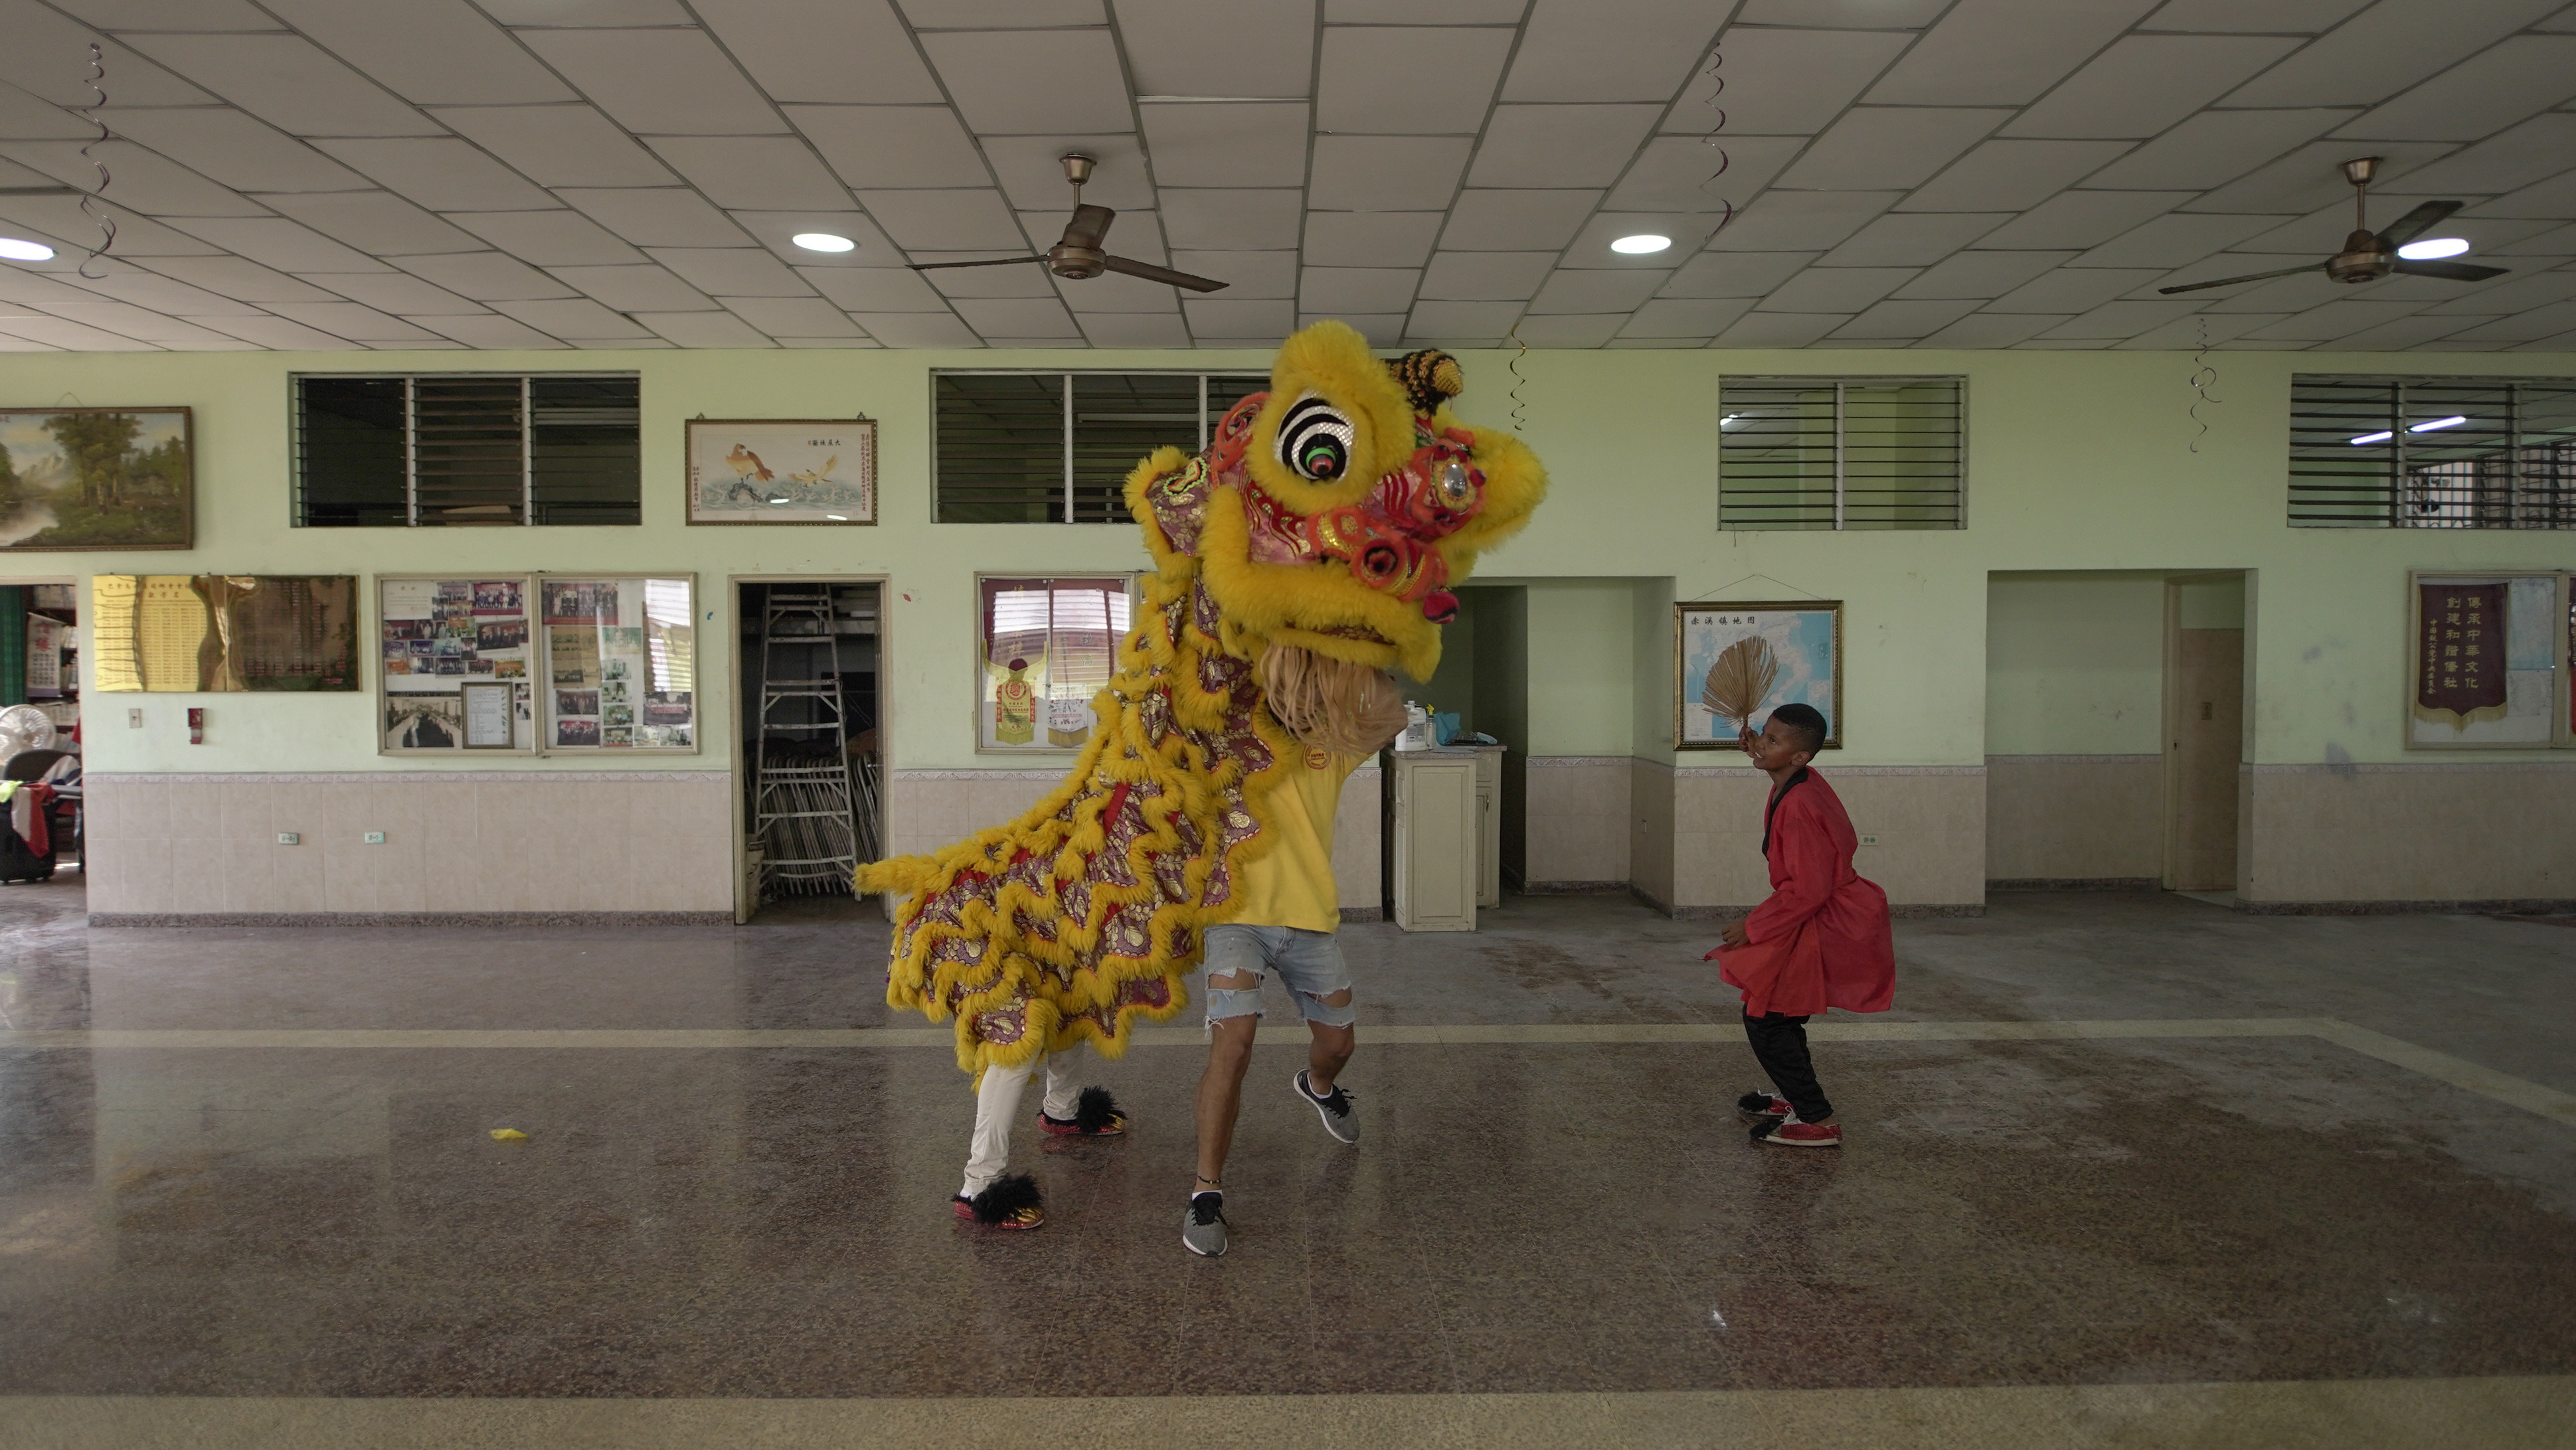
[0,238,56,262]
[1610,234,1672,255]
[2396,237,2470,260]
[792,232,855,253]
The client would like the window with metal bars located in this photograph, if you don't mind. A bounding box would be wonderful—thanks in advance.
[2288,375,2576,529]
[1718,377,1964,530]
[934,370,1272,523]
[292,374,641,526]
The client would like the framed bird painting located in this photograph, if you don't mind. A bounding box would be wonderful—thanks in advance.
[684,418,877,525]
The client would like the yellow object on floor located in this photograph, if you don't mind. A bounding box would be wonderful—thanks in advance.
[487,1129,527,1141]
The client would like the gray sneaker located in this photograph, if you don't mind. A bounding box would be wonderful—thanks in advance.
[1182,1192,1228,1257]
[1294,1069,1359,1145]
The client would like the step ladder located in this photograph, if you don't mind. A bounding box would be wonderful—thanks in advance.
[753,586,860,898]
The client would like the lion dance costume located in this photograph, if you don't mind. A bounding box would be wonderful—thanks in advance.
[857,321,1545,1224]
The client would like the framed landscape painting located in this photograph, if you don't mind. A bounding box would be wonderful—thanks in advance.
[1674,600,1843,750]
[0,406,193,551]
[685,418,876,525]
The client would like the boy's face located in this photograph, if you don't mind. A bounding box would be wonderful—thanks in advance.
[1743,714,1815,772]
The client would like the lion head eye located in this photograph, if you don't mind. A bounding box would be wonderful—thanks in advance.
[1276,394,1354,482]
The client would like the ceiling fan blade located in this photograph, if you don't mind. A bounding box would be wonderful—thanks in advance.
[1060,203,1116,250]
[2393,258,2509,282]
[2373,199,2462,249]
[906,255,1049,272]
[1100,254,1229,292]
[2156,264,2325,295]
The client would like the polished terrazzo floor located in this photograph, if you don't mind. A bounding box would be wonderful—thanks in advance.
[1,880,2572,1444]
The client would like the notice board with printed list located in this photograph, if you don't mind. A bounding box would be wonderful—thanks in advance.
[539,574,696,752]
[90,574,359,692]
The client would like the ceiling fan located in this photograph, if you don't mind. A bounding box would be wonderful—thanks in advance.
[905,154,1227,293]
[2159,157,2509,295]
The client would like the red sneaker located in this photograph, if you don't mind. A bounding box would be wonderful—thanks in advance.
[1754,1119,1842,1148]
[1737,1089,1791,1120]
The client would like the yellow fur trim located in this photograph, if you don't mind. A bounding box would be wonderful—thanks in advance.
[1243,321,1418,517]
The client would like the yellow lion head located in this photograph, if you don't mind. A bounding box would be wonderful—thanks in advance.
[1125,321,1547,679]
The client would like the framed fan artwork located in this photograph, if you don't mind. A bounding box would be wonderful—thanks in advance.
[1674,601,1843,751]
[685,418,875,525]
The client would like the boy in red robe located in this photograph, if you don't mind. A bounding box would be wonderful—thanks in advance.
[1705,703,1895,1147]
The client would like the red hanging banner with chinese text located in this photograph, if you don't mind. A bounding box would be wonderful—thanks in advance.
[2415,582,2508,727]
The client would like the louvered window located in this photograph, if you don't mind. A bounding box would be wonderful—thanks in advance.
[293,374,640,527]
[934,370,1270,523]
[1719,377,1965,530]
[2289,375,2576,529]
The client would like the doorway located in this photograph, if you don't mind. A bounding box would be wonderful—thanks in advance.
[2163,574,2247,895]
[732,579,885,924]
[0,580,80,892]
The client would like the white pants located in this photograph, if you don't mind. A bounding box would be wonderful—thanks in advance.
[959,1051,1082,1198]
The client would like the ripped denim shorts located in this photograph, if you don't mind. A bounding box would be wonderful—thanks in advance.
[1201,924,1357,1028]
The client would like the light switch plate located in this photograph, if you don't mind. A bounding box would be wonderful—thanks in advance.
[1860,834,1880,845]
[127,708,142,728]
[363,831,386,845]
[277,833,299,845]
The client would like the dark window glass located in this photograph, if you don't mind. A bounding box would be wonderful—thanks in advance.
[1719,377,1964,531]
[936,372,1286,524]
[295,377,405,527]
[294,373,640,527]
[531,376,642,524]
[2290,375,2576,529]
[1071,373,1199,523]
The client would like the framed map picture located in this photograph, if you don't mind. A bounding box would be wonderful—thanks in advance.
[1,406,193,551]
[2406,570,2565,750]
[1674,601,1842,751]
[685,419,875,525]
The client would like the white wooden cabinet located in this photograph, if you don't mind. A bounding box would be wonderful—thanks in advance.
[1391,751,1478,931]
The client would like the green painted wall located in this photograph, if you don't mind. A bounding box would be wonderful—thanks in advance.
[1517,578,1636,757]
[1985,574,2167,756]
[0,344,2566,779]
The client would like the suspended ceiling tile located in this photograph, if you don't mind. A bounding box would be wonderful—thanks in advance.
[53,0,280,27]
[106,109,366,193]
[1440,189,1598,250]
[2138,0,2369,30]
[774,335,882,347]
[0,82,94,141]
[413,313,570,349]
[1620,295,1752,336]
[1714,311,1846,347]
[984,135,1151,210]
[433,106,679,189]
[1310,134,1470,209]
[0,7,211,107]
[2038,297,2203,338]
[2005,37,2301,140]
[549,263,715,311]
[1864,0,2157,106]
[950,296,1080,337]
[1705,190,1901,252]
[1467,104,1661,189]
[1561,211,1727,264]
[2314,313,2491,349]
[478,0,693,23]
[1976,191,2193,250]
[1159,189,1304,249]
[1917,312,2069,346]
[1733,0,1948,25]
[1831,297,1982,339]
[255,191,485,256]
[1776,108,2010,191]
[1418,250,1555,299]
[2440,300,2576,342]
[54,268,263,315]
[118,35,443,139]
[1659,250,1820,297]
[1023,208,1163,264]
[447,210,645,266]
[261,300,446,342]
[2105,309,2287,347]
[2397,117,2576,197]
[488,297,653,338]
[1174,249,1295,297]
[1670,29,1909,138]
[2495,222,2576,255]
[2223,0,2564,107]
[1759,266,1914,313]
[2077,213,2286,269]
[164,216,392,273]
[2184,141,2456,214]
[197,312,368,348]
[798,265,951,311]
[2417,268,2576,315]
[1525,268,1666,313]
[856,189,1025,251]
[1986,266,2165,313]
[732,210,903,267]
[912,254,1051,297]
[1505,312,1624,345]
[1407,299,1525,335]
[2009,337,2122,349]
[644,246,812,296]
[1182,296,1294,335]
[918,30,1132,135]
[516,29,785,136]
[392,250,583,300]
[0,198,222,256]
[1898,140,2134,212]
[1322,0,1523,20]
[645,136,853,212]
[640,309,779,345]
[2242,297,2429,340]
[2335,36,2576,142]
[1606,135,1803,214]
[2464,169,2576,220]
[899,0,1104,24]
[139,254,341,301]
[0,315,161,349]
[1080,312,1189,347]
[313,272,493,315]
[557,188,750,248]
[315,138,557,211]
[49,305,250,347]
[0,333,62,353]
[1142,103,1310,189]
[252,0,574,108]
[1316,25,1510,133]
[1118,0,1315,98]
[1300,266,1420,312]
[692,0,944,106]
[1053,268,1183,312]
[1306,311,1405,345]
[1821,212,2012,268]
[2082,110,2352,191]
[1501,0,1717,104]
[1304,212,1444,268]
[788,106,989,191]
[849,311,978,345]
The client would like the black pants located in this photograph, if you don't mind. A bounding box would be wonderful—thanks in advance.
[1743,1012,1831,1123]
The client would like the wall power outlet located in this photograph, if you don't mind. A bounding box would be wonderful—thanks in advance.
[363,831,386,845]
[1859,834,1881,846]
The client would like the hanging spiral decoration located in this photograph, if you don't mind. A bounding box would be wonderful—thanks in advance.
[77,42,117,280]
[1697,40,1733,237]
[2188,315,2222,454]
[1505,317,1529,434]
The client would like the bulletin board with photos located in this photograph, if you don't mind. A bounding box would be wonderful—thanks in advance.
[377,575,537,752]
[2405,570,2573,750]
[975,574,1140,753]
[540,574,697,752]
